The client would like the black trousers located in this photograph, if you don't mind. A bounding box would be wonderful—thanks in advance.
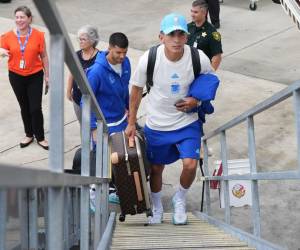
[207,0,220,25]
[9,70,45,141]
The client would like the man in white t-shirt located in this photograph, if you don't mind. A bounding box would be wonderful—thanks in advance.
[126,13,213,225]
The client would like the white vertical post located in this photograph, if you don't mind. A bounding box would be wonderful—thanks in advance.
[203,140,211,215]
[81,94,91,250]
[247,116,261,237]
[94,121,104,248]
[220,131,230,224]
[101,133,110,234]
[47,34,65,250]
[293,90,300,172]
[0,190,7,250]
[28,189,38,249]
[19,190,29,249]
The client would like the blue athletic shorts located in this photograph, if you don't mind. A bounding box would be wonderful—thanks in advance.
[144,121,201,165]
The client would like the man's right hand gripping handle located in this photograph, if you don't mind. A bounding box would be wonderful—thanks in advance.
[125,123,136,146]
[125,85,143,145]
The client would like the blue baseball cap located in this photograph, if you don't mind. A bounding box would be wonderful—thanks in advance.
[160,13,189,35]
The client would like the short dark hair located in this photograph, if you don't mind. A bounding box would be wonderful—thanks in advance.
[109,32,129,49]
[14,6,32,18]
[192,0,208,9]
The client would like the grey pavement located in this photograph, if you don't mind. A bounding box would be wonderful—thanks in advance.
[0,0,300,249]
[1,0,299,84]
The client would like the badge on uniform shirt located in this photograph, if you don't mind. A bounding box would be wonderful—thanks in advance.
[201,32,207,37]
[212,31,221,41]
[19,59,25,69]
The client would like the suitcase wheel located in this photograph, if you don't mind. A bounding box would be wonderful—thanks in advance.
[146,209,153,217]
[119,214,126,222]
[137,207,144,213]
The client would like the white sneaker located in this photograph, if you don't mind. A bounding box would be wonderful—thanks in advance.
[89,186,96,213]
[208,147,213,157]
[148,209,163,224]
[172,197,188,225]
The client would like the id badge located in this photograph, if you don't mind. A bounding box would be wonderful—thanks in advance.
[193,41,198,48]
[19,59,25,69]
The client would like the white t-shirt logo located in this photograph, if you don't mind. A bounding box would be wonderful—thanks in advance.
[171,73,179,79]
[171,83,180,94]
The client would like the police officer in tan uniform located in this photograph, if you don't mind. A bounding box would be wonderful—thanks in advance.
[187,0,222,70]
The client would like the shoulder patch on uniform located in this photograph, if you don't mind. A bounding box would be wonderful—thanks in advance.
[212,32,221,41]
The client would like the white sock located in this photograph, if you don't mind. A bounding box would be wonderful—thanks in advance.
[151,191,163,212]
[174,184,188,202]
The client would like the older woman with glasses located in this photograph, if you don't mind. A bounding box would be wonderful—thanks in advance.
[66,25,99,125]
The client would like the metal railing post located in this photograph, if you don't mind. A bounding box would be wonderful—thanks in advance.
[247,116,261,237]
[18,190,29,249]
[220,131,230,224]
[47,34,65,250]
[63,188,71,250]
[102,133,110,233]
[203,140,211,215]
[81,94,91,250]
[28,189,38,249]
[48,34,65,171]
[43,189,49,250]
[95,121,104,248]
[74,189,80,244]
[0,190,7,250]
[68,188,76,246]
[293,90,300,172]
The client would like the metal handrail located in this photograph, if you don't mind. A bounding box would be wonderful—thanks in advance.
[197,79,300,250]
[204,80,300,140]
[280,0,300,30]
[33,0,107,124]
[0,0,112,249]
[0,164,108,188]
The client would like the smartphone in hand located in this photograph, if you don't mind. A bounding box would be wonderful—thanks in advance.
[44,85,49,95]
[174,98,185,107]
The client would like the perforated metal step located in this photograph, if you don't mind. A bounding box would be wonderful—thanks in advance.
[110,213,256,250]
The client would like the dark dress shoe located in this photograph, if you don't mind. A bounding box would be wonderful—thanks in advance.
[20,138,34,148]
[37,141,49,150]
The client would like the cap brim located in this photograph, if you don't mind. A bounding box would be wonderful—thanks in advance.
[162,26,189,35]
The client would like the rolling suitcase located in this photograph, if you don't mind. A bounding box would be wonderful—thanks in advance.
[110,131,152,222]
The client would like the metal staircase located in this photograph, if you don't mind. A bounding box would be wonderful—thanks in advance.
[280,0,300,28]
[110,213,256,250]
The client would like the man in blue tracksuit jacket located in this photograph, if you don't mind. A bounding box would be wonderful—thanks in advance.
[86,32,131,135]
[86,32,131,205]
